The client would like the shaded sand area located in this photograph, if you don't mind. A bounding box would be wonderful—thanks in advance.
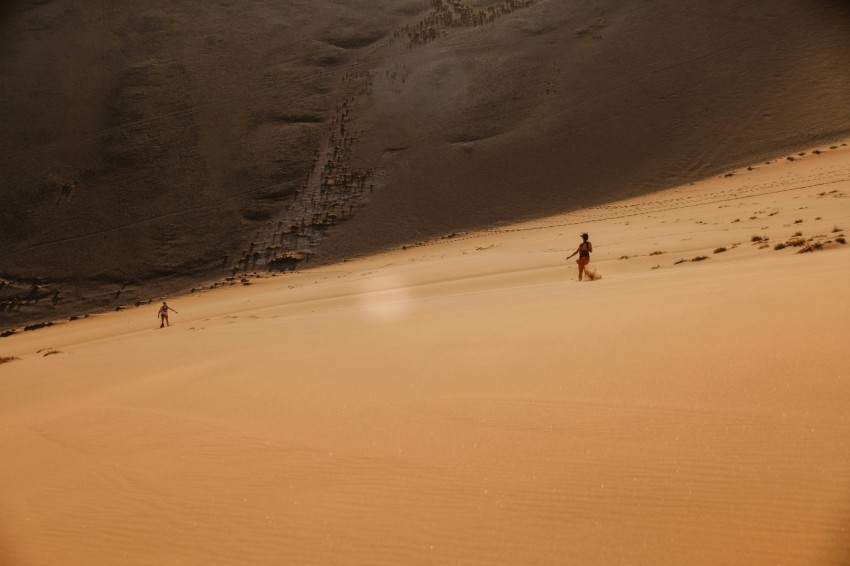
[1,144,849,565]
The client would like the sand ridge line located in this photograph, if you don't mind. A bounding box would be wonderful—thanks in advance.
[402,175,849,251]
[5,161,847,344]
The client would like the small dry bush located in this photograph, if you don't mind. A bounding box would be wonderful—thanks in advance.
[37,348,62,357]
[797,242,823,254]
[713,247,727,254]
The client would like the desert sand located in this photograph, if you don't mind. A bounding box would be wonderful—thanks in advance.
[1,142,848,565]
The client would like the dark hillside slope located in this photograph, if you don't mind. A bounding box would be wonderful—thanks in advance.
[321,0,850,259]
[1,0,849,326]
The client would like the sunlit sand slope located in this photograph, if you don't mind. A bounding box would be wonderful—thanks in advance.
[1,144,848,564]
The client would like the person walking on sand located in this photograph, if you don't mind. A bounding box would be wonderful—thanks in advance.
[566,232,592,281]
[158,301,178,328]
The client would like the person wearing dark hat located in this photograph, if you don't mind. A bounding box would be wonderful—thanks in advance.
[566,232,592,281]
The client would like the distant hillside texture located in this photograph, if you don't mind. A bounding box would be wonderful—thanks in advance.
[2,0,849,325]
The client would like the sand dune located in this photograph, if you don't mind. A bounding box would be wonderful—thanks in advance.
[2,0,850,326]
[1,142,848,564]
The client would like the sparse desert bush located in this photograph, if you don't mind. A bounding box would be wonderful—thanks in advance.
[691,256,709,262]
[793,231,803,237]
[650,250,665,256]
[713,247,727,253]
[797,242,823,253]
[751,235,766,242]
[837,237,847,245]
[774,242,786,250]
[0,356,20,364]
[674,258,687,265]
[833,226,844,233]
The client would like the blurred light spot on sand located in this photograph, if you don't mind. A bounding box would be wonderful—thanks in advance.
[357,275,412,322]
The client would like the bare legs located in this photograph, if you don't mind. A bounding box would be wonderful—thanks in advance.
[576,258,589,281]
